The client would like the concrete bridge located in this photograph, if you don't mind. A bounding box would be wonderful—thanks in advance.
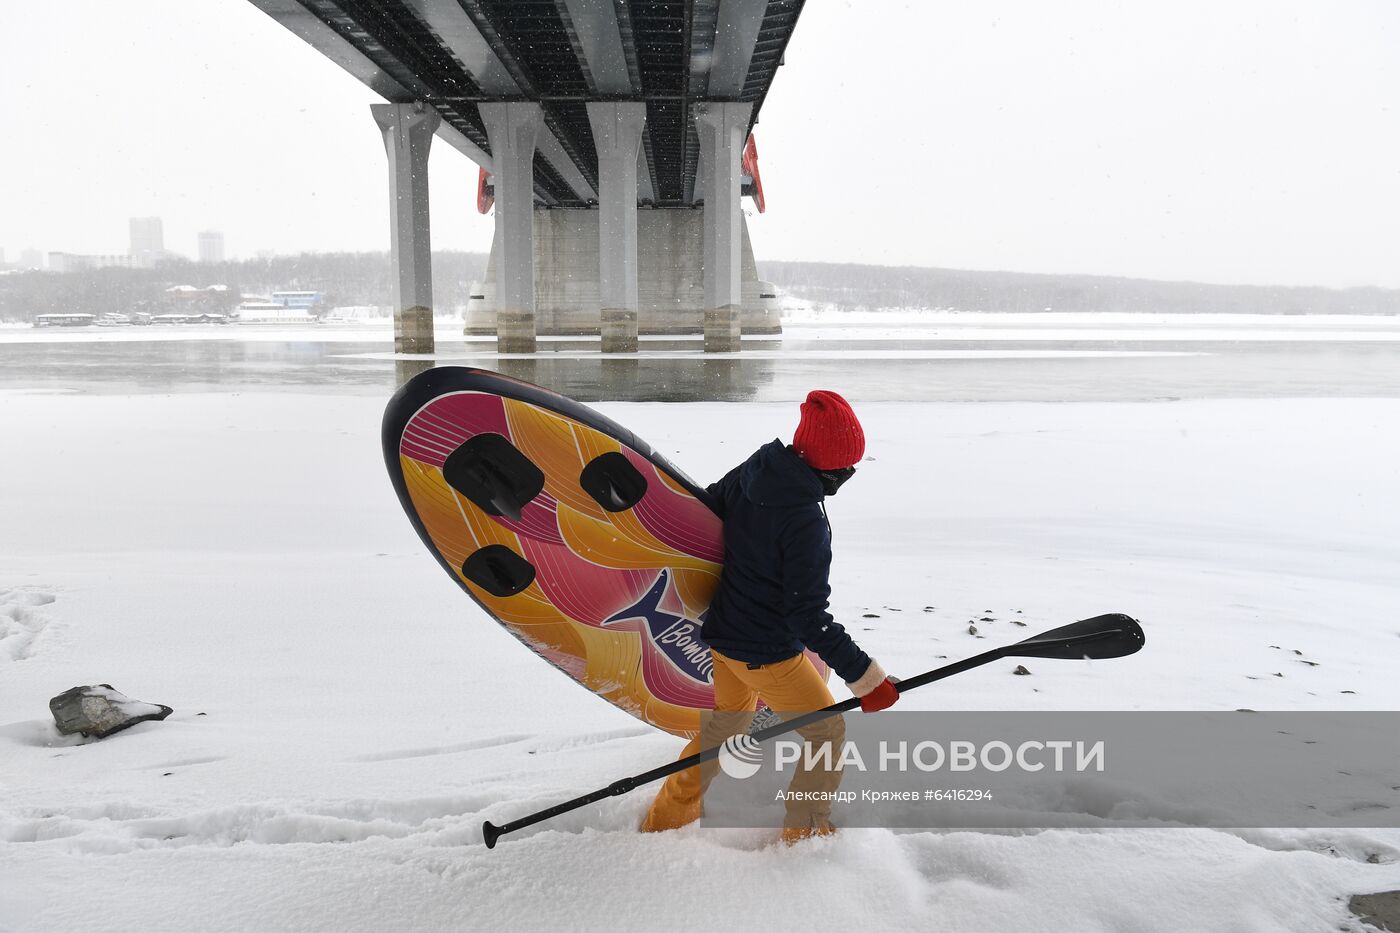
[249,0,806,355]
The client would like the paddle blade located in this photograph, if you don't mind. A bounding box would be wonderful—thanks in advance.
[1006,613,1145,660]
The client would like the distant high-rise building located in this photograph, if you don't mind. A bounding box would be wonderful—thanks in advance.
[197,231,226,264]
[129,216,165,268]
[19,248,44,270]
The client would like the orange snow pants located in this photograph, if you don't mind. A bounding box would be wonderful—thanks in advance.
[640,649,844,832]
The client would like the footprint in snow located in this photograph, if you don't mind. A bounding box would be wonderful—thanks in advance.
[7,795,503,850]
[529,725,652,754]
[144,756,228,771]
[351,733,534,762]
[0,588,57,662]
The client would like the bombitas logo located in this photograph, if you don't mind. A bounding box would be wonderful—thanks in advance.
[602,569,713,683]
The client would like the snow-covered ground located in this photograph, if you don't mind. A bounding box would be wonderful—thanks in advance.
[3,390,1399,932]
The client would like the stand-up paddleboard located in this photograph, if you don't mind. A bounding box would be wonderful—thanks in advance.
[383,367,828,738]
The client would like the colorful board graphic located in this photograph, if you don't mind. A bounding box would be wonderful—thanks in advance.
[383,367,826,738]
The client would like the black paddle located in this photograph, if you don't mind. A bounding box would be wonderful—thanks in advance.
[482,612,1144,849]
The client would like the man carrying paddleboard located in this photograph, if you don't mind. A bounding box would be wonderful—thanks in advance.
[641,389,900,843]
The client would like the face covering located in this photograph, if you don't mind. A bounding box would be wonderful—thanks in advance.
[814,465,856,497]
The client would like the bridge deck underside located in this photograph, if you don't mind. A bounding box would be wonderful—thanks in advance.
[287,0,804,207]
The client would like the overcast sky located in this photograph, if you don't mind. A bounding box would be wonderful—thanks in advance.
[3,0,1398,287]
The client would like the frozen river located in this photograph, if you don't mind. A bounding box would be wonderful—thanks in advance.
[2,312,1399,401]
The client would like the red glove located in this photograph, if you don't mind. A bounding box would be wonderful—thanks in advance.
[860,676,900,712]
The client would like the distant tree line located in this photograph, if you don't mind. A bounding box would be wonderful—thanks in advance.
[6,252,1397,321]
[0,252,490,322]
[758,261,1400,315]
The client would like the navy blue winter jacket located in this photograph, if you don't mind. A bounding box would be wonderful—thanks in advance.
[700,439,873,685]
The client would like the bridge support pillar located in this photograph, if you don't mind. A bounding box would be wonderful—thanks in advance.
[480,102,544,354]
[694,102,753,353]
[587,102,647,353]
[372,102,439,368]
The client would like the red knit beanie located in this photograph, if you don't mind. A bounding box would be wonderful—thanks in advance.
[792,390,865,469]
